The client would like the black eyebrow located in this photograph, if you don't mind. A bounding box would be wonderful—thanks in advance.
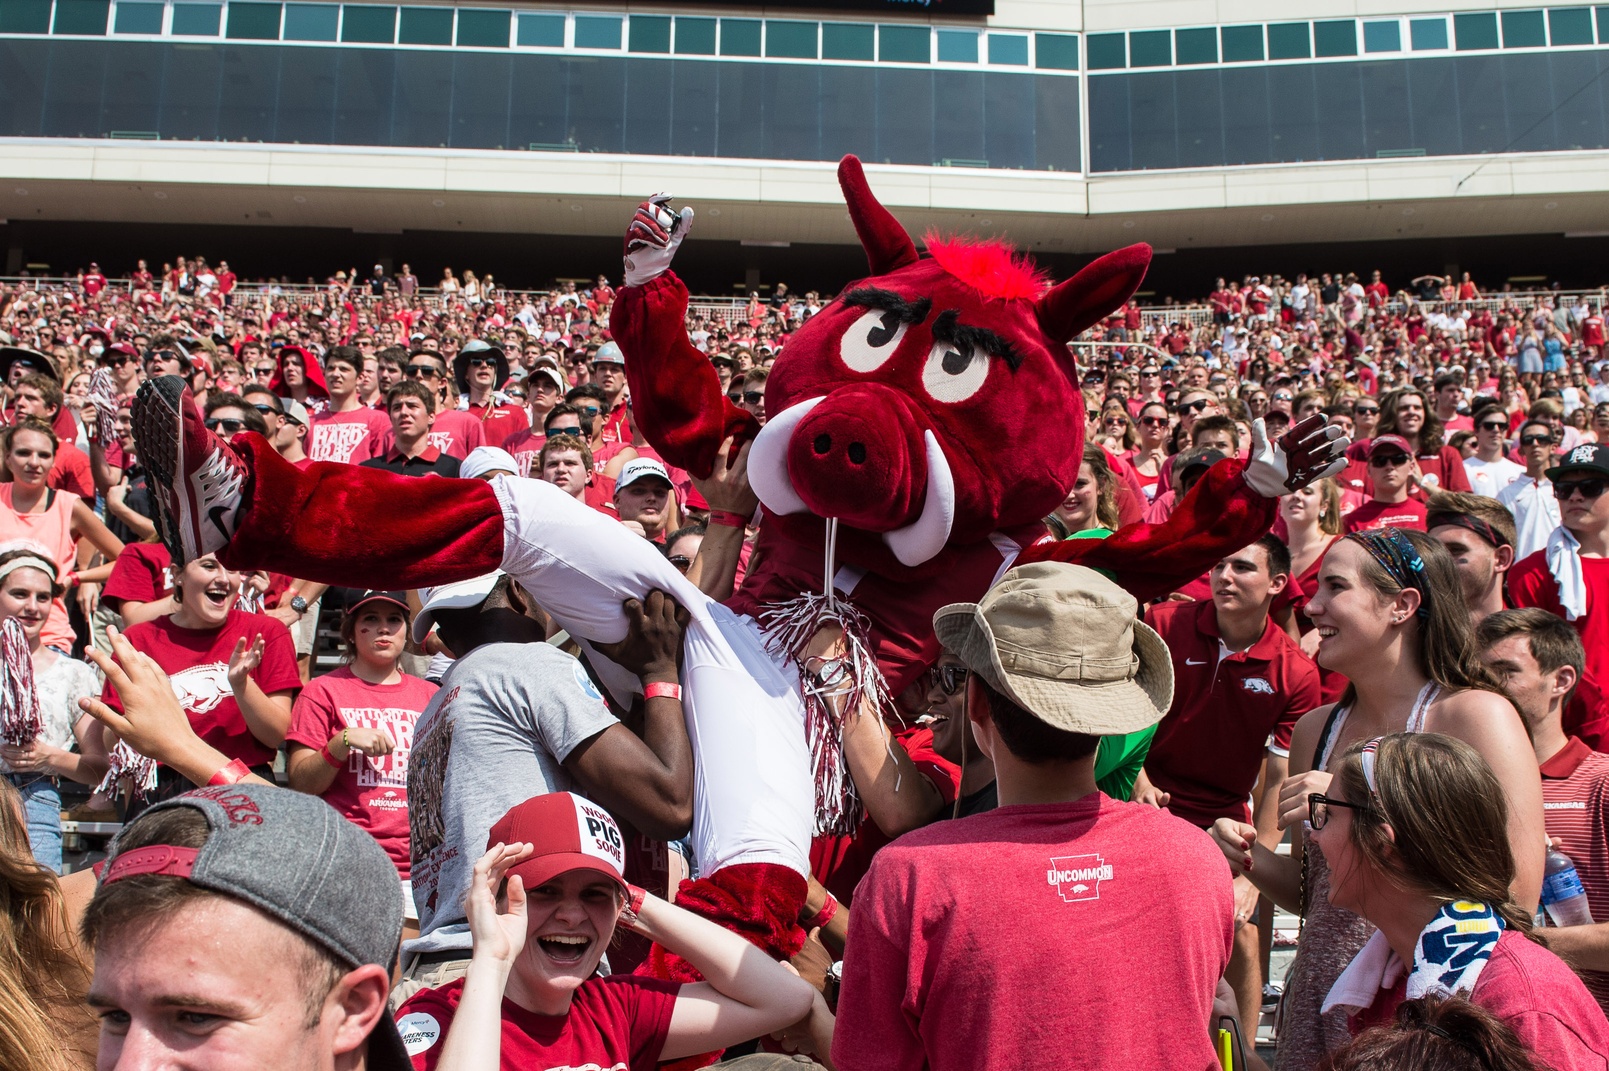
[930,309,1023,371]
[842,287,932,326]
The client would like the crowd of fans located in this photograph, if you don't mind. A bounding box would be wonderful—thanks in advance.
[1,250,1609,1071]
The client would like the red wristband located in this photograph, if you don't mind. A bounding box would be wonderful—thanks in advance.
[319,744,342,768]
[709,509,749,529]
[643,681,681,702]
[620,882,648,927]
[207,758,251,786]
[803,894,839,930]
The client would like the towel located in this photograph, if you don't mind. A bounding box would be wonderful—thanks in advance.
[1547,524,1587,621]
[1323,900,1505,1015]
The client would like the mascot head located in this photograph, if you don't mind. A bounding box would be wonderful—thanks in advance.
[749,155,1152,578]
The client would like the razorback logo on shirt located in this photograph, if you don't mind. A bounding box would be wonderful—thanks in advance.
[168,662,232,714]
[1047,853,1112,903]
[340,706,416,788]
[1242,678,1275,695]
[425,431,455,455]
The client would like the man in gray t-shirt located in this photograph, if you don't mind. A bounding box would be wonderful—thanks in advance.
[406,640,616,953]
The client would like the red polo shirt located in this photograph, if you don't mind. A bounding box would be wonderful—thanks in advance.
[1144,600,1322,828]
[1509,552,1609,751]
[1540,736,1609,1013]
[1343,498,1428,534]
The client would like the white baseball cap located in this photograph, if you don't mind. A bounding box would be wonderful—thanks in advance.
[412,571,505,643]
[615,457,672,492]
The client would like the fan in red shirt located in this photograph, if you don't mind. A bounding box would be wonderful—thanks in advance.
[1507,443,1609,750]
[1138,535,1321,1031]
[589,342,634,447]
[81,263,107,298]
[1343,387,1470,497]
[308,347,392,464]
[1345,436,1430,534]
[1363,270,1389,308]
[11,374,93,498]
[539,434,616,517]
[1583,306,1606,355]
[455,340,528,448]
[285,590,436,885]
[100,553,301,816]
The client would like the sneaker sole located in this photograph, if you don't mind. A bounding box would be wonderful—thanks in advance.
[131,377,192,565]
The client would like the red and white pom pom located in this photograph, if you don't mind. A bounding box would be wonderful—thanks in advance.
[0,618,41,748]
[87,367,120,449]
[98,740,159,802]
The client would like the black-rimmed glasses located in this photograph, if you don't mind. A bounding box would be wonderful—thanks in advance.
[932,664,968,696]
[1309,793,1370,830]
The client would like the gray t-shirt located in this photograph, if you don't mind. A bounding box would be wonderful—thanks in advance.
[404,641,617,953]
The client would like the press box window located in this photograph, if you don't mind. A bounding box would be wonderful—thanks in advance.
[1128,29,1170,67]
[1220,25,1264,62]
[398,7,451,45]
[879,24,929,63]
[170,2,221,35]
[1086,31,1125,69]
[226,2,282,40]
[1454,12,1499,50]
[113,0,164,32]
[282,2,336,40]
[628,14,669,53]
[1550,7,1593,44]
[1174,27,1217,64]
[573,13,620,48]
[1266,22,1310,60]
[1362,20,1400,53]
[0,0,51,33]
[54,0,108,34]
[766,19,816,58]
[1313,20,1356,56]
[1034,32,1078,69]
[515,12,562,47]
[1410,17,1448,49]
[720,18,760,56]
[986,32,1026,65]
[822,21,872,59]
[340,5,395,43]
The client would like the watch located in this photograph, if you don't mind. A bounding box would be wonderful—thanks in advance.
[289,595,309,614]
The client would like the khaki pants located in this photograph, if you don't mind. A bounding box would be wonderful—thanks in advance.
[389,952,471,1011]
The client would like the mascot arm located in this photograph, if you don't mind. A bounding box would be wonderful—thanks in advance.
[1019,459,1276,603]
[612,270,759,479]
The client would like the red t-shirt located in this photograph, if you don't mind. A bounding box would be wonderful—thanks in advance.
[809,726,961,905]
[1509,552,1609,750]
[47,440,94,499]
[1539,737,1609,1013]
[1342,442,1471,498]
[425,410,487,460]
[1344,498,1428,534]
[1354,930,1609,1069]
[285,667,436,878]
[500,427,544,478]
[1144,601,1320,826]
[308,407,392,464]
[103,609,301,768]
[463,401,529,448]
[397,975,681,1071]
[834,795,1232,1071]
[101,542,174,612]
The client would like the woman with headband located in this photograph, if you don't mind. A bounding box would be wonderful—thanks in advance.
[1313,733,1609,1067]
[0,548,107,872]
[1210,527,1545,1071]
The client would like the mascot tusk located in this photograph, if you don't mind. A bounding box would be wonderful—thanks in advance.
[883,431,956,567]
[749,396,824,517]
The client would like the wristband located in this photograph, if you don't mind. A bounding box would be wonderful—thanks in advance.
[643,681,681,702]
[802,894,840,930]
[319,743,342,768]
[709,509,748,529]
[620,882,648,927]
[207,758,251,786]
[65,570,79,588]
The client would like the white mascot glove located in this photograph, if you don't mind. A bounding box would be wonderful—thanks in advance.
[1243,414,1351,498]
[623,193,695,287]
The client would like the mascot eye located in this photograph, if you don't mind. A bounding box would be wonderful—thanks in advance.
[840,309,908,372]
[922,340,989,403]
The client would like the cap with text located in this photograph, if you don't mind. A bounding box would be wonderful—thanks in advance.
[487,792,628,894]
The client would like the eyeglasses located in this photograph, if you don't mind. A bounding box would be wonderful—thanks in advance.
[668,554,693,573]
[253,366,276,376]
[932,664,968,696]
[1272,393,1294,402]
[726,393,743,404]
[1354,406,1380,416]
[466,356,498,368]
[743,392,764,405]
[204,417,246,433]
[1477,421,1507,432]
[405,364,443,379]
[147,351,180,366]
[110,355,138,368]
[1139,369,1160,377]
[1370,454,1412,468]
[251,403,284,417]
[1176,399,1210,415]
[578,405,602,417]
[1554,478,1608,501]
[548,425,584,437]
[506,390,526,401]
[1520,434,1555,446]
[1309,793,1371,831]
[1140,416,1169,428]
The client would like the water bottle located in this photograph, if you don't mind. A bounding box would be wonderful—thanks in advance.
[1541,847,1595,927]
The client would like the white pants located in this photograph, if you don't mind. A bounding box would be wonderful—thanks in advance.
[490,475,812,877]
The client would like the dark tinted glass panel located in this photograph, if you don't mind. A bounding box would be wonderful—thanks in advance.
[986,31,1025,65]
[674,16,714,54]
[1175,27,1216,64]
[226,2,280,39]
[113,1,163,33]
[450,51,509,145]
[1359,58,1413,153]
[1267,23,1310,60]
[1599,6,1609,42]
[161,40,222,137]
[1505,51,1556,150]
[880,25,927,63]
[274,43,338,141]
[715,60,763,156]
[628,14,669,53]
[1406,57,1461,155]
[1411,18,1448,49]
[515,12,561,47]
[1129,29,1169,67]
[1502,9,1546,46]
[1456,53,1507,150]
[766,20,814,58]
[1362,20,1399,52]
[283,4,336,40]
[0,0,51,33]
[573,14,619,49]
[1035,32,1077,69]
[1221,25,1263,61]
[622,55,671,153]
[98,39,162,132]
[332,46,393,141]
[762,64,819,159]
[1086,73,1129,170]
[397,8,450,45]
[0,40,48,132]
[1266,64,1317,159]
[567,53,624,151]
[217,43,279,138]
[821,22,871,60]
[818,62,873,158]
[937,29,977,63]
[1220,65,1270,163]
[507,51,567,147]
[340,5,393,43]
[933,68,984,162]
[1313,20,1356,56]
[667,58,716,154]
[1312,63,1364,158]
[720,18,759,56]
[1126,70,1176,168]
[1455,12,1499,50]
[1087,32,1124,69]
[458,9,508,47]
[1174,67,1222,166]
[1552,48,1605,146]
[41,39,103,133]
[1552,7,1593,44]
[170,3,220,35]
[876,67,932,160]
[391,49,452,145]
[981,69,1035,168]
[1032,73,1079,170]
[54,0,108,35]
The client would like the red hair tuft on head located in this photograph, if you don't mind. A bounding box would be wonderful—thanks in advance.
[922,232,1050,302]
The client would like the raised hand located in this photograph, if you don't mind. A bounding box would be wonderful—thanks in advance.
[623,193,695,287]
[1244,414,1350,497]
[1277,768,1333,830]
[227,634,266,692]
[593,590,689,683]
[80,626,199,770]
[690,436,759,518]
[465,842,535,967]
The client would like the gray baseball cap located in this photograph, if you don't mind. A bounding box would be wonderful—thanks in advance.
[99,784,410,1070]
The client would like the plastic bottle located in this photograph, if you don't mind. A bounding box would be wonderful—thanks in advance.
[1541,847,1595,927]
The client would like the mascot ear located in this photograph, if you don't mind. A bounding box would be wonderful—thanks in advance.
[1035,243,1152,345]
[839,155,920,276]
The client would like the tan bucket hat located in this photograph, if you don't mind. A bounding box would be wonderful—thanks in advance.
[932,562,1174,735]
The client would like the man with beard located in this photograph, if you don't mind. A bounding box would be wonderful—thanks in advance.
[1426,491,1517,627]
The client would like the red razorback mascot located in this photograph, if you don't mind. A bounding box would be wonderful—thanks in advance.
[125,155,1345,995]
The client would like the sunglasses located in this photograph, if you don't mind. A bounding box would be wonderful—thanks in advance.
[406,364,444,378]
[1140,416,1169,428]
[147,351,180,365]
[506,390,526,401]
[466,356,498,368]
[1139,369,1160,377]
[1309,793,1370,831]
[1272,393,1293,402]
[743,392,764,405]
[932,664,968,696]
[668,554,693,573]
[1176,399,1210,415]
[548,425,584,437]
[1354,406,1380,416]
[1477,421,1507,432]
[251,403,284,417]
[1554,478,1608,501]
[727,393,743,404]
[110,355,138,368]
[204,417,246,433]
[1520,434,1555,446]
[1370,454,1411,468]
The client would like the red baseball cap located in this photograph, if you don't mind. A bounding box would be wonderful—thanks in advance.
[487,792,627,893]
[1368,434,1412,458]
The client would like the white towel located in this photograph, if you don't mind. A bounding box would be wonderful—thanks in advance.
[1322,931,1404,1016]
[1547,524,1588,621]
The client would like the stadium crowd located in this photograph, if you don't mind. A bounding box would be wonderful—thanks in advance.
[1,244,1609,1071]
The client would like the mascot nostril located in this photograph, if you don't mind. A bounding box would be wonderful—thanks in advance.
[847,443,867,465]
[783,387,927,532]
[813,433,831,455]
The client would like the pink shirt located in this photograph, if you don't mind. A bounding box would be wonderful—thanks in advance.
[0,483,80,651]
[308,407,392,464]
[425,410,487,460]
